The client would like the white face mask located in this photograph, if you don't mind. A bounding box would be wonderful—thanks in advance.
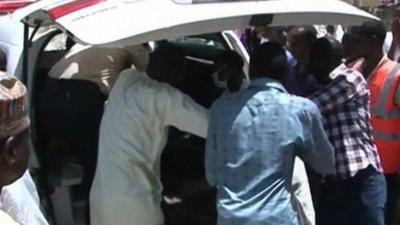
[211,72,227,89]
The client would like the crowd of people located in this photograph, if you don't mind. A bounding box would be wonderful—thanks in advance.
[89,19,399,225]
[1,14,400,225]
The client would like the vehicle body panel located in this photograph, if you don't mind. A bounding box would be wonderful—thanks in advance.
[22,0,379,46]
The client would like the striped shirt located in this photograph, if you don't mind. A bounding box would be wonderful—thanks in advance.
[310,64,382,180]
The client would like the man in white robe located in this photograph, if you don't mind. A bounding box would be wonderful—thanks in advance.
[90,45,208,225]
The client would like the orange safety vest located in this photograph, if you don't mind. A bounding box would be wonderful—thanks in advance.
[357,59,400,173]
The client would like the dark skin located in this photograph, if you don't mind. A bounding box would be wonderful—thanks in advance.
[249,42,289,82]
[341,28,364,65]
[288,27,314,65]
[288,31,310,64]
[214,63,245,92]
[308,38,343,85]
[351,21,388,81]
[0,128,30,192]
[146,47,186,86]
[357,35,384,78]
[225,66,245,92]
[213,50,245,92]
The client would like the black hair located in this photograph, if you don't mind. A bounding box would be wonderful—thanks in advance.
[309,37,343,84]
[250,42,288,80]
[359,20,386,46]
[214,50,244,71]
[146,44,185,84]
[290,26,318,46]
[151,44,184,63]
[326,25,336,35]
[312,37,343,65]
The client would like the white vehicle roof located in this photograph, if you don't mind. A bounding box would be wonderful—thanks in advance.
[21,0,379,47]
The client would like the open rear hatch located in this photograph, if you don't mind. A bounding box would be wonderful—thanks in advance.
[0,0,36,14]
[20,0,379,47]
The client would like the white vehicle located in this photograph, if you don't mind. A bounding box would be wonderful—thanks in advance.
[5,0,379,224]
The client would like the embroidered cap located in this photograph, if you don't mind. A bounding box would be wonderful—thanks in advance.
[0,74,29,138]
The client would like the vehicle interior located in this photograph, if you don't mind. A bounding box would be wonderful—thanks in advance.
[29,29,247,225]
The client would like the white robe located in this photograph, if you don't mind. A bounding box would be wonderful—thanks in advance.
[0,207,20,225]
[1,171,49,225]
[90,69,208,225]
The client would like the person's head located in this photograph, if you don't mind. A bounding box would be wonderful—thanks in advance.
[326,25,336,35]
[356,21,386,58]
[124,43,151,72]
[213,50,244,92]
[287,26,318,64]
[341,26,363,63]
[309,37,343,84]
[146,44,186,85]
[258,26,288,46]
[0,75,30,190]
[249,42,288,81]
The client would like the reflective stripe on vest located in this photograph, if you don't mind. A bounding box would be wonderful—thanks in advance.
[370,63,400,119]
[374,129,400,141]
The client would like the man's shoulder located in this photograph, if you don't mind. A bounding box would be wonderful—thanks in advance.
[331,64,364,80]
[118,70,185,100]
[287,94,320,114]
[370,58,400,77]
[331,64,368,91]
[210,92,238,110]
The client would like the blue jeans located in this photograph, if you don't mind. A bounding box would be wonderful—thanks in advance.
[316,166,387,225]
[385,173,399,225]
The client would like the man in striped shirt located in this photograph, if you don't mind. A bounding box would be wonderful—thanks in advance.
[308,37,386,225]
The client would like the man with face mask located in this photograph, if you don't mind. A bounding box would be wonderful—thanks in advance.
[0,74,31,224]
[212,50,248,92]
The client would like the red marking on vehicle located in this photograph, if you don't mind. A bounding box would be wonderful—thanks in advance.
[0,0,36,14]
[49,0,106,20]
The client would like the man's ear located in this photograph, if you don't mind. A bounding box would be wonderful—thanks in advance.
[3,136,17,166]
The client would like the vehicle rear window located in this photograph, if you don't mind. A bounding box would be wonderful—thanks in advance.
[167,37,225,50]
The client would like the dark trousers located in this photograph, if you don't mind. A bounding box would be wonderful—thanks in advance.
[385,173,400,225]
[316,166,387,225]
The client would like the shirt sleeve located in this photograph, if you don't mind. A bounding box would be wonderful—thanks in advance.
[298,102,335,176]
[309,76,354,113]
[161,84,209,138]
[205,107,218,186]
